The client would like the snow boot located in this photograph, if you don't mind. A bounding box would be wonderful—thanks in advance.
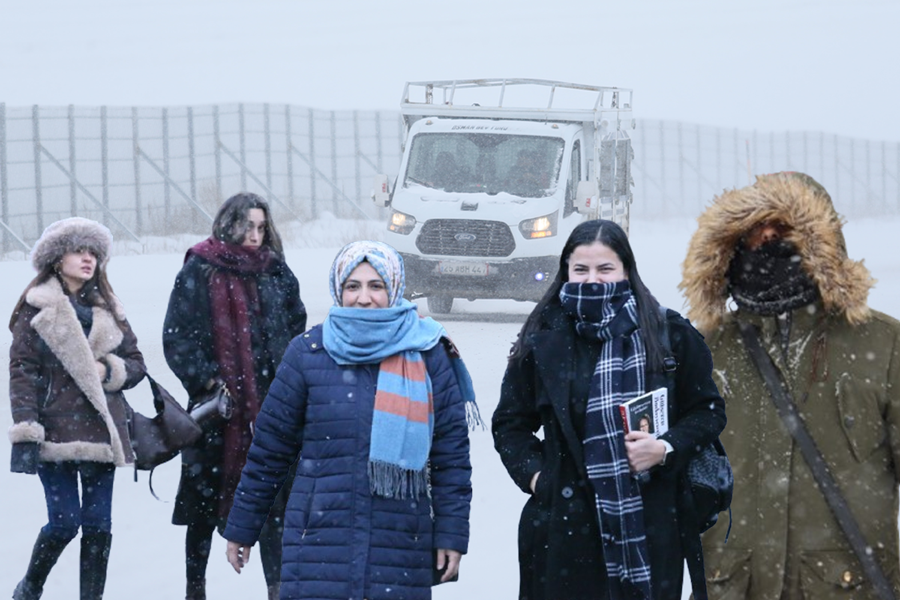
[267,582,281,600]
[13,528,75,600]
[79,530,112,600]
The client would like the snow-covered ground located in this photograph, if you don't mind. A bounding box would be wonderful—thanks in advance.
[1,215,897,599]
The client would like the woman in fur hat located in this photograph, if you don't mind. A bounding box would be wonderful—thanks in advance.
[162,192,307,600]
[221,240,474,600]
[9,217,147,600]
[680,172,900,599]
[492,219,726,600]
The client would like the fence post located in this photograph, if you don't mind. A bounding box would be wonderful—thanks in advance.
[695,124,701,208]
[285,105,294,210]
[162,107,171,224]
[132,107,142,235]
[658,120,666,218]
[308,108,317,219]
[834,134,840,205]
[264,103,273,203]
[330,110,338,214]
[785,131,791,171]
[802,131,808,174]
[353,110,362,207]
[239,103,247,191]
[639,117,647,205]
[866,139,871,212]
[101,106,109,227]
[752,129,758,182]
[214,105,222,199]
[375,111,384,173]
[188,106,198,232]
[32,105,44,233]
[882,141,887,214]
[733,128,738,187]
[677,121,684,212]
[850,137,856,208]
[68,105,77,216]
[0,102,7,253]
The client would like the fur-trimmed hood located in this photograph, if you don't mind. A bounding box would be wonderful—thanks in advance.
[680,172,875,332]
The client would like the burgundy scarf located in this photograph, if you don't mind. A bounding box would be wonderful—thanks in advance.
[188,237,274,520]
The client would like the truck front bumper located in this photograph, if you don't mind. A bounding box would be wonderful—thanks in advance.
[401,253,559,302]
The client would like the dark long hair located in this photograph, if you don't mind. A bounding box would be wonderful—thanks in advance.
[509,219,665,372]
[212,192,284,256]
[9,258,122,331]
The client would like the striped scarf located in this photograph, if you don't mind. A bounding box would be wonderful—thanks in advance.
[559,280,652,599]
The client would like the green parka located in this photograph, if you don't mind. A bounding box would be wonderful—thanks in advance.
[680,173,900,599]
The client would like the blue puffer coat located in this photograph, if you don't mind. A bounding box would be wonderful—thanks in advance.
[223,325,472,600]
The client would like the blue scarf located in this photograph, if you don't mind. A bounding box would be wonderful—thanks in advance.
[323,298,477,498]
[560,281,652,599]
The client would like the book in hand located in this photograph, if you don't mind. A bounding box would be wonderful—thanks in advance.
[619,387,668,437]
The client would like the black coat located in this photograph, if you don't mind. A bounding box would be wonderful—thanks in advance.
[492,302,725,600]
[163,252,307,526]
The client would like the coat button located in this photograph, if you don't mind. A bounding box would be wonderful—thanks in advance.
[842,570,853,585]
[561,486,574,499]
[311,343,317,348]
[844,415,855,428]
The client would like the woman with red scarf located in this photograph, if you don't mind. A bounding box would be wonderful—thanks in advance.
[163,192,307,600]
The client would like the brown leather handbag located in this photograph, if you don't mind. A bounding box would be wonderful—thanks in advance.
[127,375,203,471]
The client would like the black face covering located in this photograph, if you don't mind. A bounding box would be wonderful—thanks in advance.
[727,240,820,315]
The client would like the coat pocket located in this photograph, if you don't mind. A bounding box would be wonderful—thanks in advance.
[835,373,887,463]
[705,546,751,600]
[799,549,900,599]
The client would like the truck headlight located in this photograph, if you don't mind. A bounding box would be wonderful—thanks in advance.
[388,210,416,235]
[519,211,558,239]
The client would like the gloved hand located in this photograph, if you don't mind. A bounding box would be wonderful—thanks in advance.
[11,441,39,474]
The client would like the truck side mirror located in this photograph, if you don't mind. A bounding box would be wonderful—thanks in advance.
[371,174,391,207]
[575,181,599,215]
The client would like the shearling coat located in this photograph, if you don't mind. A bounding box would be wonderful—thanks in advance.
[8,278,146,467]
[222,325,472,600]
[681,174,900,599]
[492,301,726,600]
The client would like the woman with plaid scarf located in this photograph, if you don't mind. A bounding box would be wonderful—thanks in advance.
[492,219,726,600]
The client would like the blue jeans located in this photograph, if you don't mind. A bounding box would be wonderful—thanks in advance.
[37,461,116,537]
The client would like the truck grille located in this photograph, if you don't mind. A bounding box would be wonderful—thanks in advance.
[416,219,516,257]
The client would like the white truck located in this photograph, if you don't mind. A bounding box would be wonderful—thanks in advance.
[372,79,635,313]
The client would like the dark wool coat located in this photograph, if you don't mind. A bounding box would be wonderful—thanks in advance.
[682,174,900,599]
[8,278,146,467]
[223,325,472,600]
[163,253,307,526]
[492,301,725,600]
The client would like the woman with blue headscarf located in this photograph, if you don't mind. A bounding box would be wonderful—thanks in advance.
[222,240,475,600]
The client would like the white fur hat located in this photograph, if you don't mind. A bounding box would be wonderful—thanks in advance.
[30,217,114,271]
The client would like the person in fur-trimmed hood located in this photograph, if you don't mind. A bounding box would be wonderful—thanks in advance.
[680,172,900,599]
[8,217,147,600]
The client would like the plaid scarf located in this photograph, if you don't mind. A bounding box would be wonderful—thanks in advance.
[559,281,653,599]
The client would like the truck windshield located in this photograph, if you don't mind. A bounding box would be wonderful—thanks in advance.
[403,133,565,198]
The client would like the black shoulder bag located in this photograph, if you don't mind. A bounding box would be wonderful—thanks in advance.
[739,320,897,600]
[656,306,733,600]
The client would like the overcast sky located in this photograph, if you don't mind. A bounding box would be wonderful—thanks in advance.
[2,0,897,141]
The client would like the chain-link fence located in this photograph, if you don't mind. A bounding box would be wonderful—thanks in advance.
[2,102,898,254]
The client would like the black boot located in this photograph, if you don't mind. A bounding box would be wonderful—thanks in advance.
[185,579,206,600]
[13,528,74,600]
[79,530,112,600]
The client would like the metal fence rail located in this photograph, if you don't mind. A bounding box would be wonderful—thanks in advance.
[1,102,898,254]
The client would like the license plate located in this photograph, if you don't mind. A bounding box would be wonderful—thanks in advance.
[438,261,489,276]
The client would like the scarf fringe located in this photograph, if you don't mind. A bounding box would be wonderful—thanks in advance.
[368,460,430,499]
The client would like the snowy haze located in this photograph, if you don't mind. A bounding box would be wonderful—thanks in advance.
[2,0,899,141]
[1,216,898,598]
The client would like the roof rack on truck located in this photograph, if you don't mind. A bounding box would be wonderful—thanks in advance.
[400,78,633,125]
